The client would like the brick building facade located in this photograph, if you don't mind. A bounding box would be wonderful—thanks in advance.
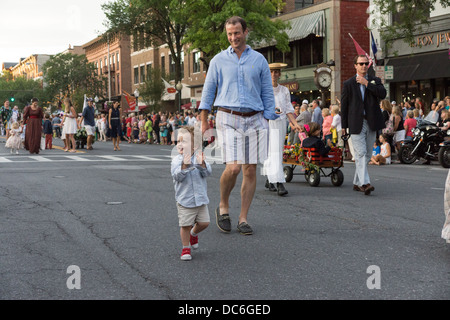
[82,34,132,108]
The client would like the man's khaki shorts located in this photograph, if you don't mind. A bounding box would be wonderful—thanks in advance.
[176,203,210,227]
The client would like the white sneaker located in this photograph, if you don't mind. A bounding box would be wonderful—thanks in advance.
[16,150,19,154]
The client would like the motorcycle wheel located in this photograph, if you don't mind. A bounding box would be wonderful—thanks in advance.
[398,145,418,164]
[438,147,450,168]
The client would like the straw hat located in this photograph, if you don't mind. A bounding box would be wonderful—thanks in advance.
[269,62,288,70]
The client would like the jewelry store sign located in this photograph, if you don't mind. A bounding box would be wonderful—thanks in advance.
[410,30,450,49]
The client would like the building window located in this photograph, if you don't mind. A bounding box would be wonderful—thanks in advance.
[161,56,166,75]
[134,67,139,84]
[193,51,201,73]
[111,76,116,96]
[140,65,145,83]
[146,63,152,80]
[117,74,120,93]
[116,52,120,69]
[295,0,314,10]
[311,36,323,65]
[298,36,323,67]
[392,2,430,25]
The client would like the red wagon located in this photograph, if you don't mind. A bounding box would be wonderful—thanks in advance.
[282,145,344,187]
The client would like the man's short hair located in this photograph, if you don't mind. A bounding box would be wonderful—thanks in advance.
[225,16,247,32]
[353,55,368,64]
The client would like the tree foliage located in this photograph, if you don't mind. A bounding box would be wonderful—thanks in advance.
[101,0,290,76]
[137,67,169,112]
[102,0,188,87]
[0,74,49,111]
[372,0,450,48]
[183,0,289,67]
[42,53,102,106]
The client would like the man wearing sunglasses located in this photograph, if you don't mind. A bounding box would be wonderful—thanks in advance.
[341,55,386,195]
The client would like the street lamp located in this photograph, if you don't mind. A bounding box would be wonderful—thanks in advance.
[176,81,183,113]
[134,88,139,113]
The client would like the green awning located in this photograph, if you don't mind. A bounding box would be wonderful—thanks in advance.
[285,10,326,41]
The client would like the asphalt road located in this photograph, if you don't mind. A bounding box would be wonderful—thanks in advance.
[0,137,449,301]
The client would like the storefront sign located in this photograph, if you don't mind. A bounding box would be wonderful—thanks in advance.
[281,82,299,92]
[410,31,450,49]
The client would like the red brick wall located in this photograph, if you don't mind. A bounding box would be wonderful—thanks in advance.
[340,0,370,85]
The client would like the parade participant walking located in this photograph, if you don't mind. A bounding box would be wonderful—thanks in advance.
[341,55,386,195]
[263,62,302,196]
[61,98,78,153]
[1,100,12,140]
[43,113,53,150]
[78,98,96,150]
[171,126,211,261]
[199,16,278,235]
[5,122,22,154]
[23,98,44,154]
[108,101,123,151]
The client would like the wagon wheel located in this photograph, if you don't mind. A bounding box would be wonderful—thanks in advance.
[307,170,320,187]
[331,169,344,186]
[283,166,294,183]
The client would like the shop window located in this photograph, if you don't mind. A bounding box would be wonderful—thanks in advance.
[284,43,294,68]
[298,38,312,66]
[258,47,269,62]
[298,35,323,67]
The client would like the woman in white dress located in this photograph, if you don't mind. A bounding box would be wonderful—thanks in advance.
[61,97,78,152]
[263,63,302,196]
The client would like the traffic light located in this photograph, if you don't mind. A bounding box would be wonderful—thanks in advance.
[10,97,15,102]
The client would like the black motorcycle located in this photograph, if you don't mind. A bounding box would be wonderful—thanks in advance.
[438,139,450,168]
[398,119,447,164]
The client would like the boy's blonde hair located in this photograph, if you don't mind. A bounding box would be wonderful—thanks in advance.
[178,125,202,151]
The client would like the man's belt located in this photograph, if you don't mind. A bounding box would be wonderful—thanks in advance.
[218,107,261,117]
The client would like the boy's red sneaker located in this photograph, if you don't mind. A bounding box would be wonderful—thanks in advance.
[190,234,199,250]
[181,247,192,261]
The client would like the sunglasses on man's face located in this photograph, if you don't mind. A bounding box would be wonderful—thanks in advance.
[356,62,369,66]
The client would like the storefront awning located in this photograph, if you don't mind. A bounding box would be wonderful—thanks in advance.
[285,10,326,41]
[181,101,201,110]
[386,50,450,82]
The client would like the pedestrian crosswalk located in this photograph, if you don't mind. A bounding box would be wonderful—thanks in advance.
[0,154,173,163]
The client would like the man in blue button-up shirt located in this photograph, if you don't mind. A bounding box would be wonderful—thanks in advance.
[199,16,278,236]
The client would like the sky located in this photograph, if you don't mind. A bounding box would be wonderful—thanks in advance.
[0,0,108,66]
